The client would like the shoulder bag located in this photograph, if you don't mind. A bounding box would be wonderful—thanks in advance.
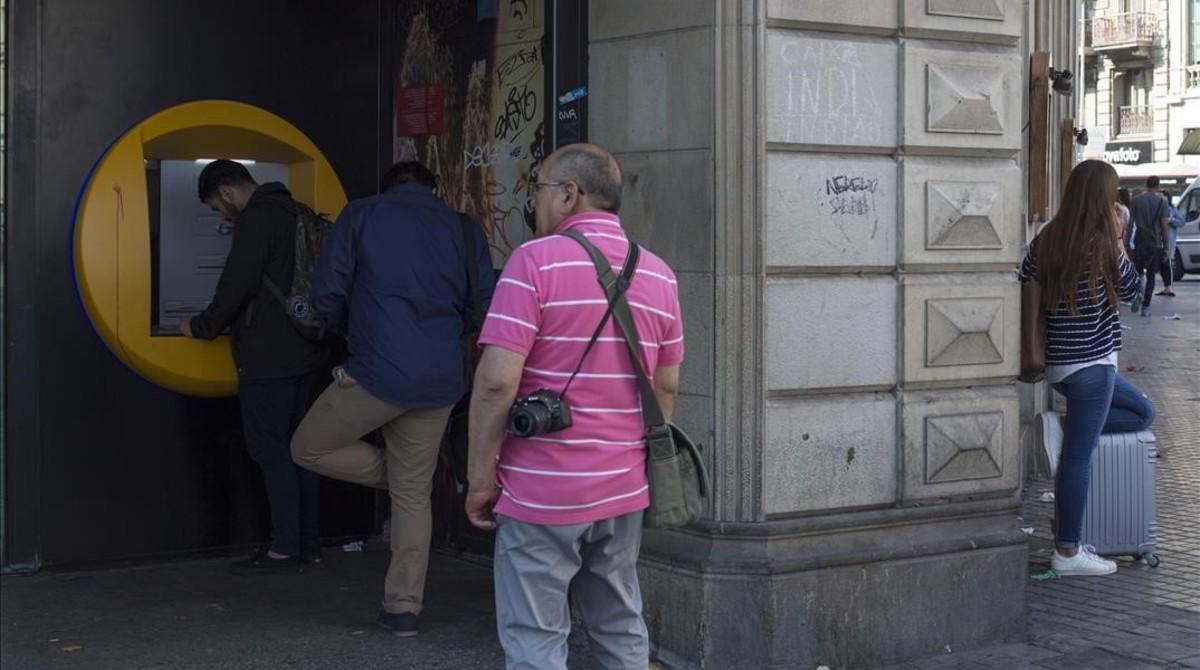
[563,230,710,528]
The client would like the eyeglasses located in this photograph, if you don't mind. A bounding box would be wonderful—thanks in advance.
[532,180,586,196]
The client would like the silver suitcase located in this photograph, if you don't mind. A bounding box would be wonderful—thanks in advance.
[1080,430,1160,567]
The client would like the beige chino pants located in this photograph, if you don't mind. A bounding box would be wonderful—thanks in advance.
[291,369,452,615]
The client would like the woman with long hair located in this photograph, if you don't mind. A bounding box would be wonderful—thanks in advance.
[1018,160,1156,577]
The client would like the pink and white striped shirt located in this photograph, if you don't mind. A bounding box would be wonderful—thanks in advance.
[478,211,685,525]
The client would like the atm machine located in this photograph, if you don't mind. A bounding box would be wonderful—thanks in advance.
[149,159,288,335]
[73,100,346,397]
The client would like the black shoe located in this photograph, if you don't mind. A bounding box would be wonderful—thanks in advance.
[229,548,297,575]
[377,610,419,637]
[299,548,323,572]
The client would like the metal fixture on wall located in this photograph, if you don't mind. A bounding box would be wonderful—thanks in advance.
[1050,67,1075,95]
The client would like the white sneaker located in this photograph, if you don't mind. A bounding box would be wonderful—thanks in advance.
[1039,411,1064,478]
[1051,545,1118,576]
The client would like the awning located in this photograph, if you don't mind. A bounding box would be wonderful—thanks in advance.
[1179,127,1200,155]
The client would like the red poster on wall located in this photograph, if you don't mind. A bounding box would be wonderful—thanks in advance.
[395,84,447,137]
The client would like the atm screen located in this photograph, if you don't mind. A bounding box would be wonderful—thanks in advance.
[149,160,288,335]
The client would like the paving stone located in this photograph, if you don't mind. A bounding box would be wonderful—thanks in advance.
[894,280,1200,669]
[1034,647,1173,670]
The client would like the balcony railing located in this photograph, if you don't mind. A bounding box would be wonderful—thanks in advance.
[1091,12,1158,54]
[1166,65,1200,95]
[1079,17,1094,55]
[1118,104,1154,136]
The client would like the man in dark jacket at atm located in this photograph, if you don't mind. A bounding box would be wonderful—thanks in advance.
[181,159,329,574]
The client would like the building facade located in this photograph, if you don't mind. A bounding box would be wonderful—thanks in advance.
[590,1,1047,666]
[1080,0,1200,192]
[4,0,1088,667]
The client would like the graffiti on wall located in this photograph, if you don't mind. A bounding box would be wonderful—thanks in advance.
[393,0,546,263]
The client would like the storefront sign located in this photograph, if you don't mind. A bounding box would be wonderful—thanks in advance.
[395,84,446,137]
[1103,141,1152,165]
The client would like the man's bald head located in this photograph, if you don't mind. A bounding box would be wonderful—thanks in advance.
[542,143,623,214]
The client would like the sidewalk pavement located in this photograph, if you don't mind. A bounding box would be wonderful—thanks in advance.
[3,282,1197,670]
[1,545,607,669]
[890,277,1200,669]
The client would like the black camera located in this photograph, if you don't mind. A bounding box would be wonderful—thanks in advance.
[508,389,573,438]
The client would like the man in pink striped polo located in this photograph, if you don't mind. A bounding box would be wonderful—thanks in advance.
[467,143,683,669]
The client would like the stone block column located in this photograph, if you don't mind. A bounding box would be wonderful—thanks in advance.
[589,1,1030,667]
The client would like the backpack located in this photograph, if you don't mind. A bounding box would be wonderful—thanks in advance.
[1168,205,1185,230]
[261,199,334,341]
[1132,196,1168,251]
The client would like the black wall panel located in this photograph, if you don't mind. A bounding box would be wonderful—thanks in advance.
[5,0,387,568]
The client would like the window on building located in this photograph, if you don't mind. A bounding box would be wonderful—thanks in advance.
[1114,68,1153,135]
[1191,0,1200,64]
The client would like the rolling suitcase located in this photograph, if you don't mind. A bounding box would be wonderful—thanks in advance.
[1079,430,1160,567]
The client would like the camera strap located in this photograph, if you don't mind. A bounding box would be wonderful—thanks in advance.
[559,233,640,399]
[561,230,664,431]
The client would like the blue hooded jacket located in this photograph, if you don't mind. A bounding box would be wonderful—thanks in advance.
[312,183,496,407]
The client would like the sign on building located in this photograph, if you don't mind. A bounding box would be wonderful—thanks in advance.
[1103,140,1153,165]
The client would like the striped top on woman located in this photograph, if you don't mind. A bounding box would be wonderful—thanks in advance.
[1017,242,1141,381]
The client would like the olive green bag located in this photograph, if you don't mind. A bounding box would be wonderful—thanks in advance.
[563,230,710,529]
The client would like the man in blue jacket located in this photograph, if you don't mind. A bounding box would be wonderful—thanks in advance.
[1127,176,1172,315]
[291,161,495,637]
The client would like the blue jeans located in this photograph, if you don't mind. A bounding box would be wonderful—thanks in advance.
[1051,366,1155,548]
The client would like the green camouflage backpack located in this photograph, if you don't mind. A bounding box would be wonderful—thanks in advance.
[261,199,334,341]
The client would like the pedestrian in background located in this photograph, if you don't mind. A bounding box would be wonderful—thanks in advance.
[1127,176,1173,315]
[1116,188,1132,254]
[1155,193,1182,297]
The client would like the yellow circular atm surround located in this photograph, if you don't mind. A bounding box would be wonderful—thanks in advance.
[73,100,347,397]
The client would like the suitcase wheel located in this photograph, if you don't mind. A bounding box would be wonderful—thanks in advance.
[1145,554,1161,568]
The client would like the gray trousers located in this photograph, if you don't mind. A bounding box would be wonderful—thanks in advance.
[494,511,649,670]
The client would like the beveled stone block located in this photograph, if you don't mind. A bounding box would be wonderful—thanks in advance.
[674,393,715,462]
[926,181,1003,249]
[590,29,713,153]
[766,31,899,148]
[901,157,1022,265]
[902,0,1022,44]
[766,276,897,391]
[767,0,899,33]
[765,152,897,268]
[901,44,1021,156]
[591,0,714,40]
[901,386,1020,500]
[902,277,1019,383]
[676,271,715,398]
[927,63,1005,135]
[925,297,1004,367]
[617,149,714,273]
[764,393,897,515]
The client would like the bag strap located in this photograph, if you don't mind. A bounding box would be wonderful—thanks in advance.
[562,230,666,430]
[459,213,484,335]
[260,273,289,306]
[257,193,309,307]
[560,238,638,399]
